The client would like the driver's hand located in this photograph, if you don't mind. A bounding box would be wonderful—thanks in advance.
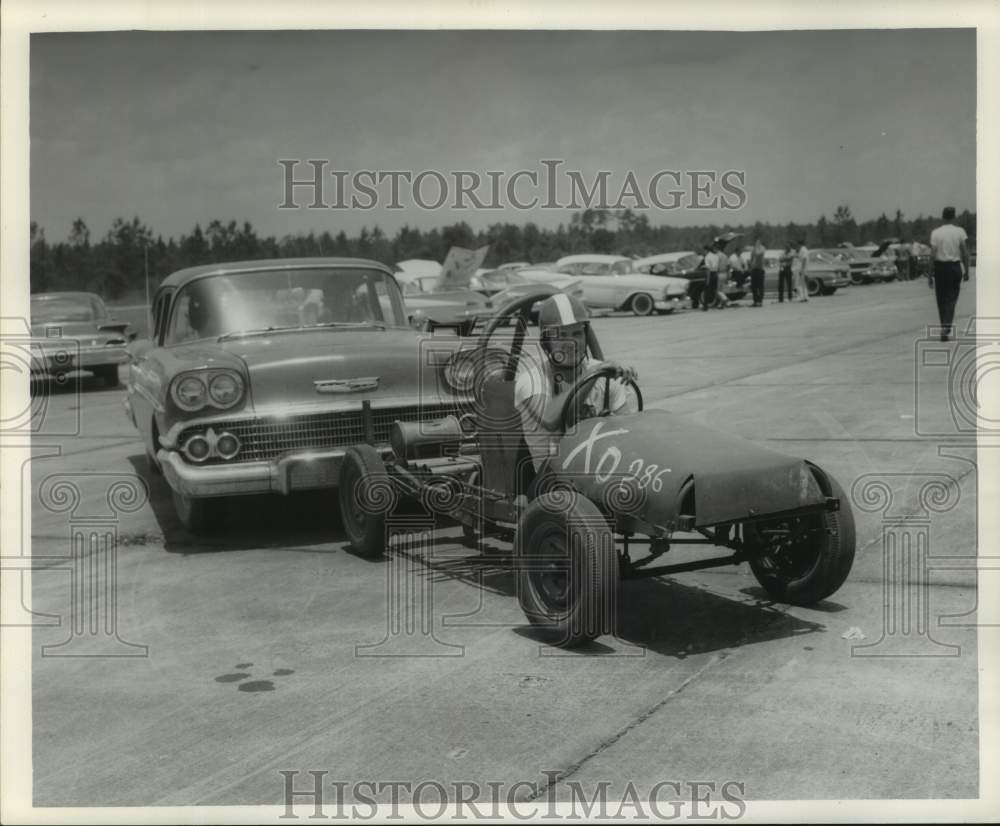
[611,365,639,384]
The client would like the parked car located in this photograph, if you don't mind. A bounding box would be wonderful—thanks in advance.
[338,289,856,646]
[871,239,933,280]
[552,255,689,315]
[398,274,493,335]
[470,268,578,296]
[825,247,898,285]
[761,250,851,296]
[633,250,747,305]
[124,258,476,532]
[30,291,136,387]
[477,271,586,325]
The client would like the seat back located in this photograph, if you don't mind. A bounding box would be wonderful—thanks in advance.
[476,373,528,497]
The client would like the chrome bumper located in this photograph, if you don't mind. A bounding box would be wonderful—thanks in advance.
[76,346,128,367]
[158,446,390,498]
[654,296,684,311]
[34,345,127,372]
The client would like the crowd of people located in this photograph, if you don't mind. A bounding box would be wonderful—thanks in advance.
[693,206,973,344]
[698,237,813,310]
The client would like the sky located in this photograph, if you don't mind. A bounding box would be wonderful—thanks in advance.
[29,28,976,243]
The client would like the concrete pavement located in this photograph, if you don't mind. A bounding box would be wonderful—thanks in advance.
[28,278,980,806]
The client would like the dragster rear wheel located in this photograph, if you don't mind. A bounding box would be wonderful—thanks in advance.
[515,491,618,646]
[744,470,856,604]
[338,444,394,558]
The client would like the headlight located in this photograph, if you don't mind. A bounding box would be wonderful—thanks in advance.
[172,375,208,411]
[170,369,245,412]
[443,350,477,393]
[209,372,243,407]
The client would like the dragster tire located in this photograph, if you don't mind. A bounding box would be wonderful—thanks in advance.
[745,469,856,605]
[515,491,618,646]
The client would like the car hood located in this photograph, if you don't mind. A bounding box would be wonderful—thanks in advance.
[183,327,462,412]
[546,409,826,529]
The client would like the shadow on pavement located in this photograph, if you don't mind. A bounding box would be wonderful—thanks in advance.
[395,534,827,659]
[126,454,348,555]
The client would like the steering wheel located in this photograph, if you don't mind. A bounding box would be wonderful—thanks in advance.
[476,288,559,379]
[559,362,644,431]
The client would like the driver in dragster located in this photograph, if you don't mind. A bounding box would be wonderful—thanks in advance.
[513,293,639,471]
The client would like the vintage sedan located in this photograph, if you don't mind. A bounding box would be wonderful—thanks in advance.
[125,258,476,532]
[762,250,851,296]
[633,250,747,305]
[471,268,579,297]
[552,255,689,315]
[824,247,898,285]
[30,291,136,387]
[397,274,493,335]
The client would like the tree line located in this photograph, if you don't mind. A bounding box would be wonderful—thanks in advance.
[29,205,977,301]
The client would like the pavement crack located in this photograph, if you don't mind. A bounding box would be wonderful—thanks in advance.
[524,653,727,801]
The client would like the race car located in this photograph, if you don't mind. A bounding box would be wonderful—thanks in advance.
[337,289,856,647]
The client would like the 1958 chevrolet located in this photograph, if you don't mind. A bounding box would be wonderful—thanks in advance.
[124,258,476,532]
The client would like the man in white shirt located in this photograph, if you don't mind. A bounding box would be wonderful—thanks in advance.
[714,245,731,308]
[792,240,809,302]
[514,294,637,470]
[928,206,970,341]
[909,239,922,281]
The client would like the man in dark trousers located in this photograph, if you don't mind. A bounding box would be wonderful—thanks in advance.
[928,206,970,341]
[700,244,719,310]
[777,243,794,303]
[748,238,766,306]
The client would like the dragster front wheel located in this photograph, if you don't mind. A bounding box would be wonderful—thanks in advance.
[744,469,856,605]
[515,491,618,647]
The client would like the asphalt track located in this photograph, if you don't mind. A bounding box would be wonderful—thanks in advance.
[25,277,981,806]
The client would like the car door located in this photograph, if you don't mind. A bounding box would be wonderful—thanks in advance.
[561,263,615,308]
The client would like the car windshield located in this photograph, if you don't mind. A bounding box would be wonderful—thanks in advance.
[31,295,104,323]
[166,267,406,344]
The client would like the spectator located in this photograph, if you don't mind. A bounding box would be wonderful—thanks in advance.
[792,239,809,302]
[929,206,970,341]
[748,238,766,307]
[894,243,909,281]
[728,249,745,295]
[714,243,731,308]
[701,244,719,311]
[777,243,794,303]
[909,239,922,281]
